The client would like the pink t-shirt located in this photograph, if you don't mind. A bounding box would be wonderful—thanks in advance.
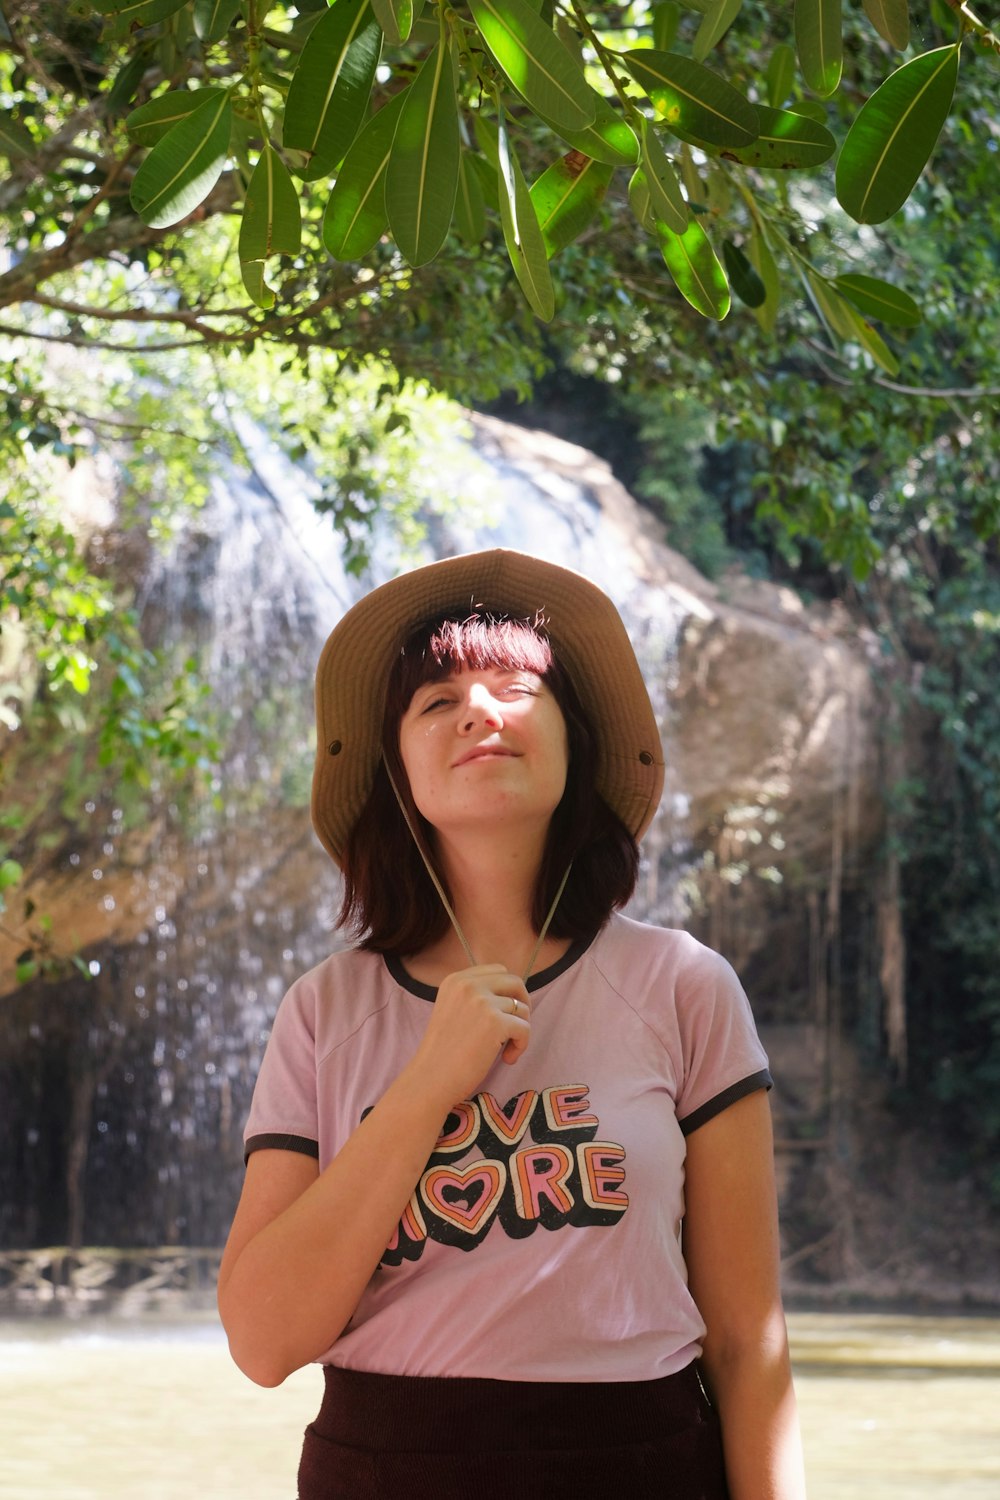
[244,913,770,1382]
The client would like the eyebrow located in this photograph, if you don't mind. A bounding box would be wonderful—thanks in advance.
[411,667,542,700]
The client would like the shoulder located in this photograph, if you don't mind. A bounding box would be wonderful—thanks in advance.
[268,946,393,1052]
[590,912,736,990]
[585,914,753,1052]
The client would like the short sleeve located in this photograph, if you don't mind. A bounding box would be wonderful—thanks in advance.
[674,947,771,1135]
[243,976,321,1163]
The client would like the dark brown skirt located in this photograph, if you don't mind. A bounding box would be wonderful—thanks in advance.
[298,1361,730,1499]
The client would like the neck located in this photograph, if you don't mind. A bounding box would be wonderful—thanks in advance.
[443,833,542,961]
[408,829,569,981]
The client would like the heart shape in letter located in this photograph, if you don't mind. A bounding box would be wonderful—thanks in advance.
[421,1160,507,1237]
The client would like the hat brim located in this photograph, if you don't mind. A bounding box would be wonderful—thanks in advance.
[312,549,664,865]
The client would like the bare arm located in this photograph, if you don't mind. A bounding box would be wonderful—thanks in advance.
[217,963,531,1388]
[683,1090,807,1500]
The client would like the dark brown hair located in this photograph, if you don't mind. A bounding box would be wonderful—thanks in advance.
[338,610,639,954]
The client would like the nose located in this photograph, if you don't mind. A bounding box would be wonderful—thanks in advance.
[460,682,503,733]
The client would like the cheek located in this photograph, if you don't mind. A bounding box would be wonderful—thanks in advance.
[399,723,442,804]
[543,714,570,798]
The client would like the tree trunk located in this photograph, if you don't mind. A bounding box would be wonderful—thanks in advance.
[65,1065,95,1253]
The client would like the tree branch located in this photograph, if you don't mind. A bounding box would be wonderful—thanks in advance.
[29,293,251,329]
[941,0,1000,53]
[0,180,239,310]
[0,322,212,353]
[803,338,1000,401]
[35,401,203,441]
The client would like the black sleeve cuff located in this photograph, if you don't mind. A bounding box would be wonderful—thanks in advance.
[678,1068,773,1137]
[244,1132,320,1166]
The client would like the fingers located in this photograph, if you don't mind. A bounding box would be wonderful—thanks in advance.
[499,1022,530,1066]
[490,979,532,1040]
[440,964,531,1024]
[415,964,532,1104]
[497,989,530,1058]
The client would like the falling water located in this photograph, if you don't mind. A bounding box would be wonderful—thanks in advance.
[2,413,699,1254]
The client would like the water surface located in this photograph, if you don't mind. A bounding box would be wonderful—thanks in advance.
[1,1312,997,1498]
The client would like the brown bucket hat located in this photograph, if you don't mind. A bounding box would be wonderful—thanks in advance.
[311,549,664,866]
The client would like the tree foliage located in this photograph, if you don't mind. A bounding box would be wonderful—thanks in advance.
[0,0,996,349]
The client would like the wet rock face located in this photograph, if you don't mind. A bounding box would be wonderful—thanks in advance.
[671,581,879,858]
[0,414,884,1247]
[454,417,885,989]
[1,414,883,997]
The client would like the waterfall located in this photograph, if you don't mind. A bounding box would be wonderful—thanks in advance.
[1,411,883,1264]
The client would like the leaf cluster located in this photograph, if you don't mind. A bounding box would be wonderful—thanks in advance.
[1,0,994,368]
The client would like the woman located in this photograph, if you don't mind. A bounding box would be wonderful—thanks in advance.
[219,549,806,1499]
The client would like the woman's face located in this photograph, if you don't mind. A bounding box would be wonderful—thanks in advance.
[397,664,569,844]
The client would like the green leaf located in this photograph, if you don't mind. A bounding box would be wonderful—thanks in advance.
[283,0,383,181]
[454,148,488,245]
[623,50,758,149]
[126,87,222,147]
[555,15,585,66]
[803,268,856,341]
[468,146,501,209]
[707,161,731,214]
[748,221,780,333]
[836,45,959,224]
[639,117,688,233]
[862,0,909,50]
[628,167,657,232]
[193,0,241,43]
[323,87,408,259]
[529,152,613,258]
[678,142,707,207]
[16,958,39,986]
[794,0,842,99]
[537,93,640,167]
[239,144,302,309]
[657,217,730,320]
[0,112,34,159]
[468,0,597,133]
[496,113,554,320]
[107,48,151,111]
[766,43,796,108]
[129,89,232,229]
[407,12,441,45]
[386,40,460,267]
[722,239,765,307]
[692,0,743,64]
[789,99,829,123]
[834,273,922,327]
[371,0,414,45]
[652,1,681,51]
[842,304,900,375]
[94,0,187,24]
[0,858,23,892]
[721,104,836,168]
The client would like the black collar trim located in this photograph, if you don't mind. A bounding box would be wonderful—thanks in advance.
[384,931,596,1003]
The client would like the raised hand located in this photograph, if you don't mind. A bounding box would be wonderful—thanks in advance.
[409,963,532,1110]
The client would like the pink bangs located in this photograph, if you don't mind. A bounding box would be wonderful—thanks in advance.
[387,613,554,726]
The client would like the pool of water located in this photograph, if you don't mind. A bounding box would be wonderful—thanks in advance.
[1,1311,997,1498]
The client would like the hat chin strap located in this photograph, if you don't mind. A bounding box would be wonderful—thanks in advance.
[381,753,572,983]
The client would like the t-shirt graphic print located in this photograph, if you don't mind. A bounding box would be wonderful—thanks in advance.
[377,1083,629,1265]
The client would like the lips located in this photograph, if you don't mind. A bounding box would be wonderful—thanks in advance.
[452,744,519,768]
